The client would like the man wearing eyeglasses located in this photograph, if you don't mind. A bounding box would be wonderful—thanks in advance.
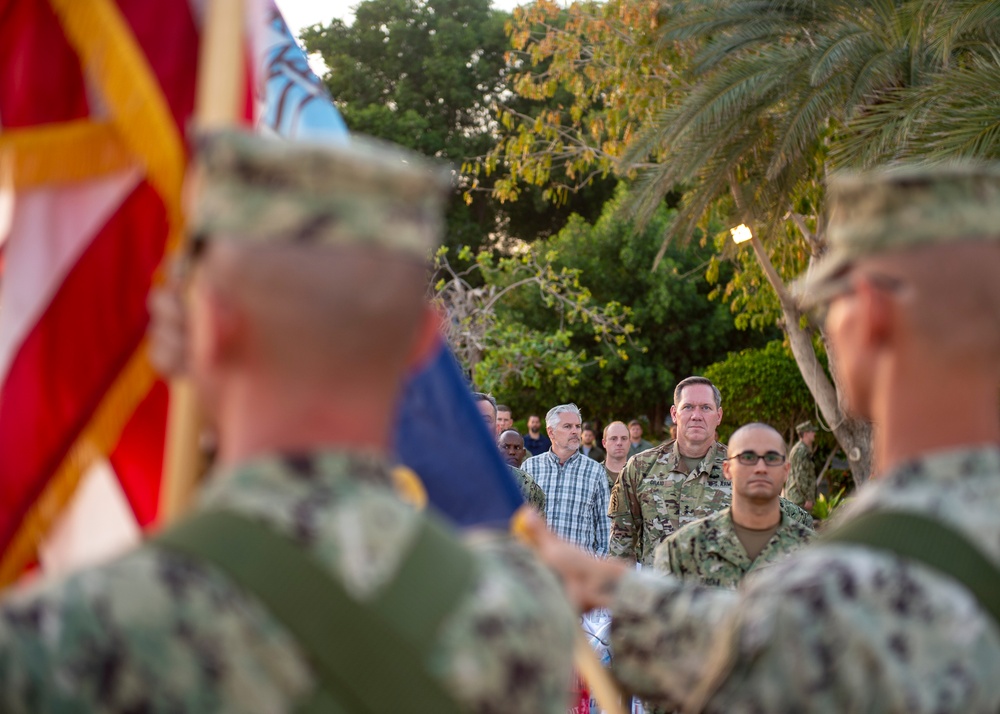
[609,376,810,566]
[522,165,1000,712]
[652,422,814,589]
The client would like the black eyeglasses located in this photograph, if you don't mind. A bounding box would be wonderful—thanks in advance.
[726,451,786,466]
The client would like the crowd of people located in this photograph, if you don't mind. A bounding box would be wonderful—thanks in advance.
[0,128,995,714]
[486,378,817,586]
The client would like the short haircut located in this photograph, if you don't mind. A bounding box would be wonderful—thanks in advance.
[496,404,512,415]
[603,421,627,439]
[627,419,642,427]
[497,428,523,443]
[673,376,722,408]
[728,422,787,455]
[472,392,497,419]
[545,403,582,429]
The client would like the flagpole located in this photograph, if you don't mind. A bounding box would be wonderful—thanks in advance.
[160,0,245,524]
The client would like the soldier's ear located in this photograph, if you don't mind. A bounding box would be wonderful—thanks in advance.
[856,276,895,349]
[722,459,732,481]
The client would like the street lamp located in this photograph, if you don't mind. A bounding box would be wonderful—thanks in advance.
[730,223,752,244]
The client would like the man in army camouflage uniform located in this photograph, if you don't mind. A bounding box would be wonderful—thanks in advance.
[609,376,810,566]
[785,420,818,510]
[526,164,1000,711]
[653,422,814,589]
[0,131,576,712]
[473,392,546,514]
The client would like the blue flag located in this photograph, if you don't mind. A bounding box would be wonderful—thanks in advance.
[260,3,525,527]
[393,342,525,528]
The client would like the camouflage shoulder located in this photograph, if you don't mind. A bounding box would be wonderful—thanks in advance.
[627,443,670,472]
[441,535,576,712]
[509,466,546,513]
[783,512,817,540]
[779,497,815,529]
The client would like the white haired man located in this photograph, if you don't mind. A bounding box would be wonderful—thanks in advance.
[522,404,610,555]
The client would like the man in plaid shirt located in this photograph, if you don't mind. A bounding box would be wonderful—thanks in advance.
[523,404,610,555]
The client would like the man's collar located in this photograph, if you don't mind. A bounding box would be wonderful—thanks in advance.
[547,448,580,466]
[669,439,726,475]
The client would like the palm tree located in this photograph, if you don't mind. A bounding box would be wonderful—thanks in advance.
[617,0,977,486]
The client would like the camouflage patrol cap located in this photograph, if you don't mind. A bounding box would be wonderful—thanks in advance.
[796,421,817,435]
[795,163,1000,309]
[188,129,451,258]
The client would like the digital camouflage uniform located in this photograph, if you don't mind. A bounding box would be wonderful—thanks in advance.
[608,440,812,565]
[509,465,546,514]
[652,506,814,589]
[0,452,577,713]
[610,446,1000,713]
[785,438,817,509]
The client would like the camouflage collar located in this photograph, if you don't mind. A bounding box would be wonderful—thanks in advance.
[541,448,584,467]
[696,508,752,566]
[701,507,793,562]
[662,439,727,481]
[199,450,396,511]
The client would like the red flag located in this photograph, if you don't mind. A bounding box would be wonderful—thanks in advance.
[0,0,252,584]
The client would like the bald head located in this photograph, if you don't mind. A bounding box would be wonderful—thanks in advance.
[498,429,526,467]
[728,422,787,456]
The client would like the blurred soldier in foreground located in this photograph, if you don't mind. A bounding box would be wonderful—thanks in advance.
[525,165,1000,712]
[653,422,814,589]
[0,132,575,712]
[786,420,818,510]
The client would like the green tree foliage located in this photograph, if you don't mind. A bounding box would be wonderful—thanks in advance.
[302,0,508,160]
[433,243,635,397]
[301,0,615,250]
[703,340,820,443]
[479,0,682,206]
[491,187,774,432]
[301,0,509,250]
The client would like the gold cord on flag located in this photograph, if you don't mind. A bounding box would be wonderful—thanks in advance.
[0,121,131,188]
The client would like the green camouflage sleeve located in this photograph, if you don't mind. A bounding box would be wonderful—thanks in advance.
[779,497,814,529]
[611,570,739,706]
[0,549,314,714]
[785,444,817,508]
[608,458,641,562]
[651,530,687,579]
[612,546,1000,712]
[509,466,547,515]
